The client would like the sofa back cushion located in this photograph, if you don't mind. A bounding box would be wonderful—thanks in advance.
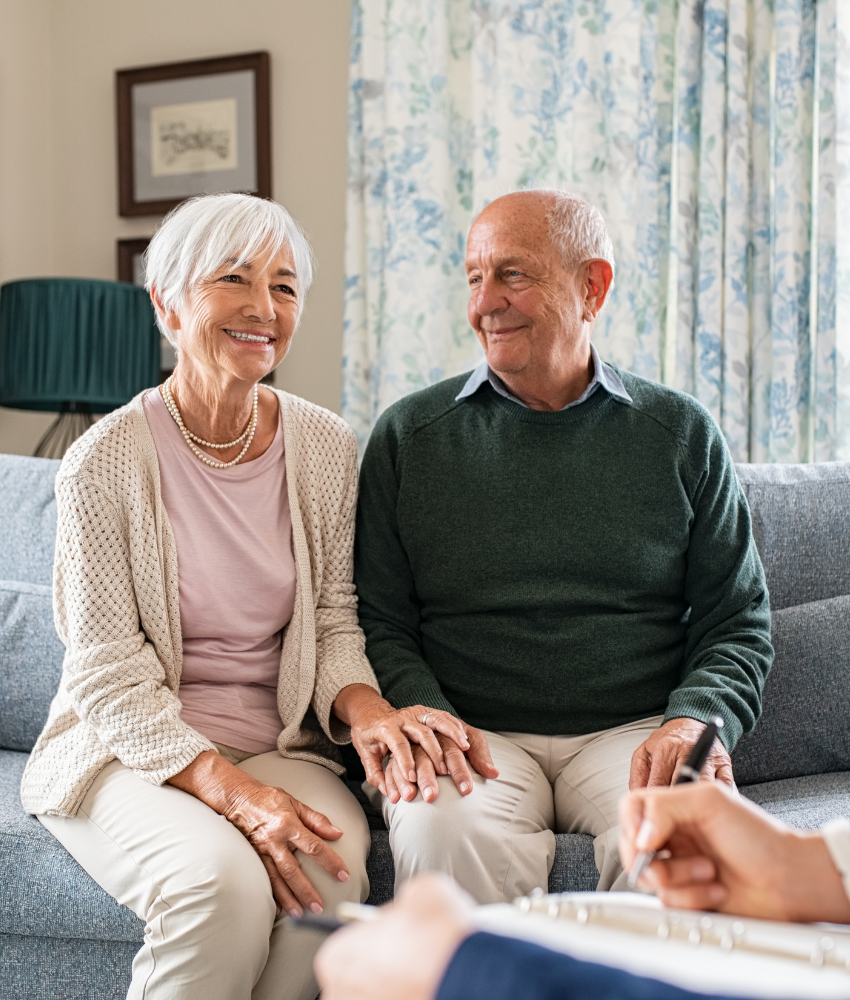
[0,455,63,750]
[732,594,850,785]
[0,580,65,750]
[736,462,850,611]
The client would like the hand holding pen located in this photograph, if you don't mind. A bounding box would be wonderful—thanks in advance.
[627,717,725,889]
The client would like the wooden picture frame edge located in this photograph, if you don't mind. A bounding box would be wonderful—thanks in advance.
[116,237,152,285]
[116,51,271,218]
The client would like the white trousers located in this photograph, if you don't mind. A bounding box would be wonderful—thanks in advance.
[40,745,370,1000]
[367,715,664,903]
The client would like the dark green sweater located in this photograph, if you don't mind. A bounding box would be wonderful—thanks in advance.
[354,370,773,750]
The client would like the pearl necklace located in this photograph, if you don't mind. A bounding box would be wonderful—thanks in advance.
[161,376,258,469]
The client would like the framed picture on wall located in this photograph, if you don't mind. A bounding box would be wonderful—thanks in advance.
[116,237,151,286]
[116,51,271,217]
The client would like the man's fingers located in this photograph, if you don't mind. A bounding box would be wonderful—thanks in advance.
[647,748,679,787]
[385,759,400,804]
[629,745,651,791]
[414,748,439,803]
[465,729,499,778]
[443,742,473,795]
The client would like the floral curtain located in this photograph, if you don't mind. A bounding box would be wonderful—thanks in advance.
[344,0,849,463]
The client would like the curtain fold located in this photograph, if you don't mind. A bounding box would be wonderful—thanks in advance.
[345,0,848,463]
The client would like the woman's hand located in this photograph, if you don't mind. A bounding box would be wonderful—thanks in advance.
[168,751,349,919]
[619,781,850,923]
[332,684,498,802]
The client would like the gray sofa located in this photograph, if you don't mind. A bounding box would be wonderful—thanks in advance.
[1,455,850,999]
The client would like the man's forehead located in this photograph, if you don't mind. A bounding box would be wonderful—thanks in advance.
[465,224,547,269]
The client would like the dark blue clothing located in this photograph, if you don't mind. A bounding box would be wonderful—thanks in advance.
[436,932,740,1000]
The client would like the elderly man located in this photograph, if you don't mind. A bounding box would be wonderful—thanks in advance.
[354,190,772,898]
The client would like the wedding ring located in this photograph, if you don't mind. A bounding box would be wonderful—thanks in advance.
[420,712,435,727]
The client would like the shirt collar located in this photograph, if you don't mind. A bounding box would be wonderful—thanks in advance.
[455,344,631,410]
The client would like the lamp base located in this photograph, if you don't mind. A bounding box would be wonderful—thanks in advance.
[34,403,95,459]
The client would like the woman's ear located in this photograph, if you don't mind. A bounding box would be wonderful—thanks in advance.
[149,285,182,334]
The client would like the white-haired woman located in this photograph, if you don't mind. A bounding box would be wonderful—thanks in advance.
[21,193,469,1000]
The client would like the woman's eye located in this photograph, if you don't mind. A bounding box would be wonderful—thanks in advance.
[219,274,241,283]
[274,284,296,296]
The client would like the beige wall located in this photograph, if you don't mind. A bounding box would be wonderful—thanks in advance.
[0,0,351,454]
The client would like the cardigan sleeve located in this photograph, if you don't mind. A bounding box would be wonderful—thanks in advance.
[53,475,215,784]
[310,426,381,743]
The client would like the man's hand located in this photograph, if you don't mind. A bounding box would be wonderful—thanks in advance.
[384,728,499,804]
[629,717,733,790]
[315,874,474,1000]
[619,781,850,924]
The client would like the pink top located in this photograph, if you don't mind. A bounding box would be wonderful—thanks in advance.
[143,388,296,754]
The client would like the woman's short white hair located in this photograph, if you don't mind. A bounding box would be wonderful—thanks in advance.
[143,193,315,346]
[538,189,616,279]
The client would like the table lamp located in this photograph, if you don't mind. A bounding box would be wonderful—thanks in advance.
[0,277,160,458]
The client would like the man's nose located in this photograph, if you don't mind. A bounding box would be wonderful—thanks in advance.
[472,277,508,316]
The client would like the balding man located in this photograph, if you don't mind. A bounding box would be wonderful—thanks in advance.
[353,190,772,898]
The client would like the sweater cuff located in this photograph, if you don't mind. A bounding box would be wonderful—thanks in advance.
[389,684,459,718]
[822,819,850,904]
[663,695,742,751]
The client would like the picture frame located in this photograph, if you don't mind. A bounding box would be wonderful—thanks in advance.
[116,237,151,286]
[116,52,271,217]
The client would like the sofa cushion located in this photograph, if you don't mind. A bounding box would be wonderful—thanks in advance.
[736,462,850,611]
[732,594,850,785]
[0,455,60,588]
[0,580,64,752]
[0,750,143,942]
[742,770,850,829]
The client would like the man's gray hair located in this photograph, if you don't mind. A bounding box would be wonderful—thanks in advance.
[144,193,315,346]
[540,190,616,279]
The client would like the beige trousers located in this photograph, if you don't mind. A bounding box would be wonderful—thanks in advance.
[367,715,664,903]
[39,744,370,1000]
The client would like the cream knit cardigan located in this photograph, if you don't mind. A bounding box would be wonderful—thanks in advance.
[21,389,380,817]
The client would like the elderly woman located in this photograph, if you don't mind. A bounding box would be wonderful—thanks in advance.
[20,193,467,1000]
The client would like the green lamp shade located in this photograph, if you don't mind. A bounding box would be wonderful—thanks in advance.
[0,277,160,413]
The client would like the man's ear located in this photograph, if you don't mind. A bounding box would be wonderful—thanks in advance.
[149,285,182,334]
[582,259,613,321]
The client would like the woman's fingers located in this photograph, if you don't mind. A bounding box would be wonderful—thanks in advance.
[428,713,470,750]
[260,852,302,918]
[361,746,388,795]
[400,722,448,774]
[293,799,344,842]
[465,728,499,779]
[385,758,401,804]
[382,731,418,784]
[270,842,329,913]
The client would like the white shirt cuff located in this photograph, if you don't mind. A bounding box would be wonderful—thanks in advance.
[821,818,850,902]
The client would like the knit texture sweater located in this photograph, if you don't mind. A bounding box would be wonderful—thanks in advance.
[354,370,773,751]
[21,389,379,817]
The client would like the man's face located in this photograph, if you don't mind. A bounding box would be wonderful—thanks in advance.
[465,197,584,378]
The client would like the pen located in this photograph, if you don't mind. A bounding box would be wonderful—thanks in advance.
[291,900,378,935]
[626,716,725,889]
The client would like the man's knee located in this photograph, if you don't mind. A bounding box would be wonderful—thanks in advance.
[387,777,498,863]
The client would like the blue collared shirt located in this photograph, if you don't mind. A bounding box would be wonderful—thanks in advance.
[455,344,632,410]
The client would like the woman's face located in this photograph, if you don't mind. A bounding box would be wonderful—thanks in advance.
[164,244,301,385]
